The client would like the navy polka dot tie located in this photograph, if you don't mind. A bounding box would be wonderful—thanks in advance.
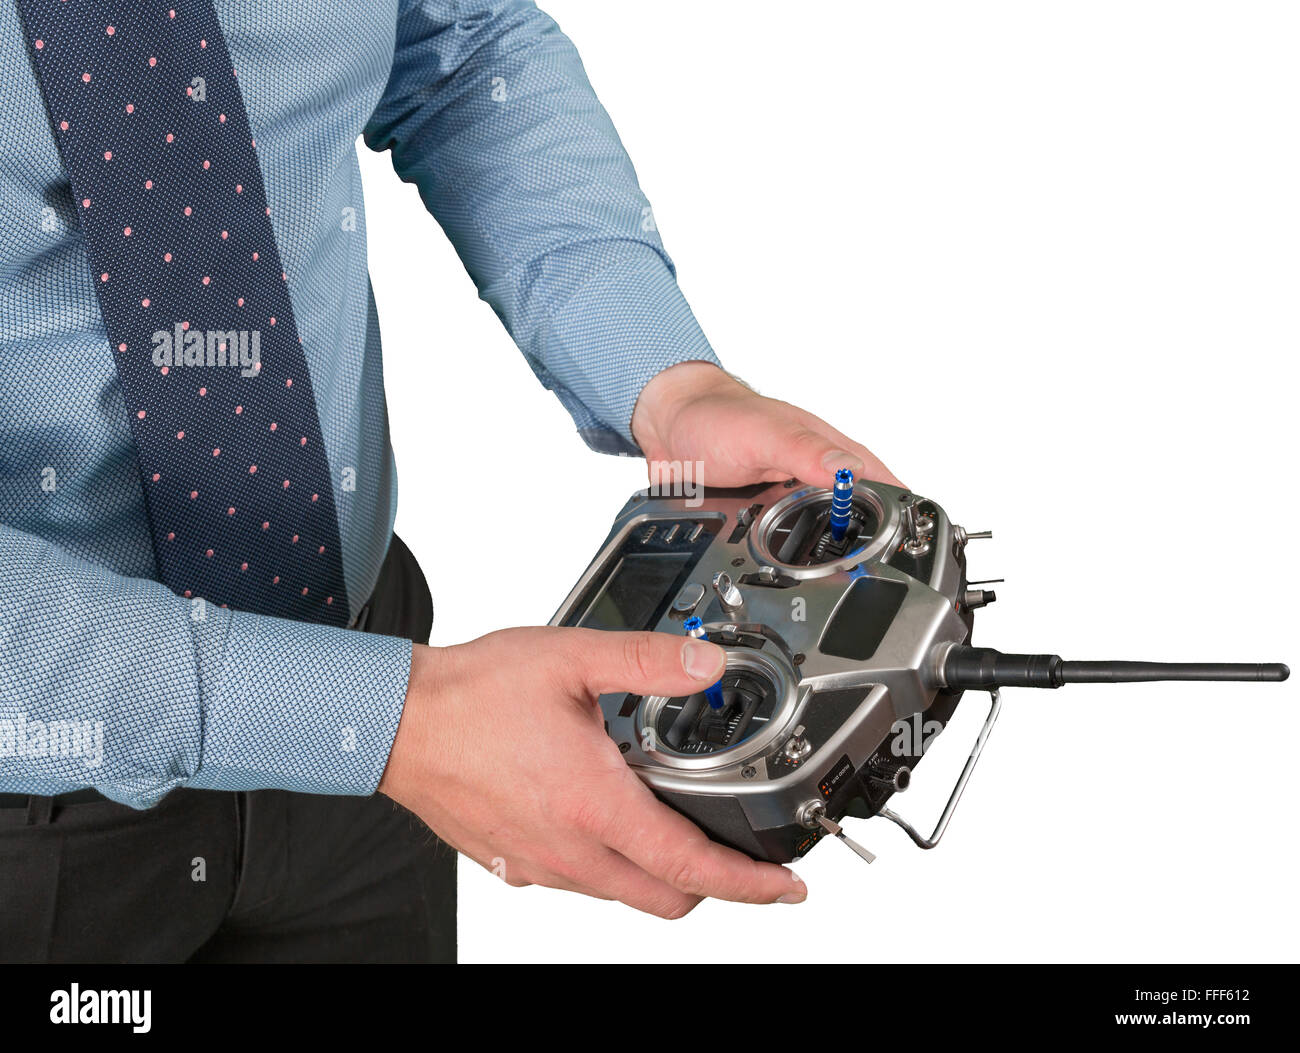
[18,0,350,625]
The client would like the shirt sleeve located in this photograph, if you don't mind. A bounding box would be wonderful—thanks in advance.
[363,0,722,455]
[0,523,411,809]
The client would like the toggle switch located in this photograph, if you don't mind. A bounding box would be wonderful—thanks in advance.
[711,571,744,614]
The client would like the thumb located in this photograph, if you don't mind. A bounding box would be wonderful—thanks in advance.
[758,422,865,489]
[570,629,726,699]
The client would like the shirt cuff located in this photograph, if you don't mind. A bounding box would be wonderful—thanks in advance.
[536,243,722,455]
[187,609,411,797]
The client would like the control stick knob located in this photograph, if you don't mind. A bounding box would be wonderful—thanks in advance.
[683,616,726,709]
[829,468,855,541]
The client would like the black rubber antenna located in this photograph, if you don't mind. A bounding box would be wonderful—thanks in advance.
[942,646,1290,691]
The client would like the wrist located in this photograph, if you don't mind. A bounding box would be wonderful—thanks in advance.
[631,360,735,456]
[378,642,450,804]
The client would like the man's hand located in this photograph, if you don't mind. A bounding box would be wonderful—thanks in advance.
[632,361,903,488]
[379,627,807,918]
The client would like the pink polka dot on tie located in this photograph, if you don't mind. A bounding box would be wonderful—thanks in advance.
[234,405,243,415]
[262,521,270,531]
[183,206,192,216]
[163,252,172,262]
[318,545,325,555]
[311,493,319,502]
[82,198,90,208]
[219,113,226,123]
[181,321,190,331]
[228,507,235,516]
[272,575,280,585]
[199,387,207,396]
[103,151,112,161]
[237,297,245,307]
[301,587,309,596]
[169,9,175,17]
[125,103,133,113]
[141,298,150,307]
[202,275,210,285]
[189,490,197,499]
[265,206,271,216]
[292,534,299,544]
[202,159,210,170]
[117,342,126,352]
[282,480,290,489]
[212,447,219,457]
[269,422,277,432]
[177,430,185,439]
[167,531,175,541]
[183,590,192,598]
[205,549,214,559]
[235,184,243,194]
[221,230,228,240]
[248,465,257,474]
[284,378,291,387]
[123,226,131,237]
[34,40,43,50]
[240,562,248,572]
[300,437,307,446]
[82,72,91,82]
[186,86,193,97]
[251,252,259,261]
[269,317,277,326]
[136,409,145,419]
[145,179,153,189]
[106,26,114,36]
[60,121,68,131]
[326,596,333,605]
[166,133,175,143]
[152,473,160,482]
[201,39,207,49]
[160,366,169,375]
[100,272,108,282]
[149,56,157,67]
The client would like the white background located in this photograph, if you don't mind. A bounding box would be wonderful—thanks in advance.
[359,1,1298,963]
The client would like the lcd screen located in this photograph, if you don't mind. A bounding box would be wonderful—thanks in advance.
[577,552,694,631]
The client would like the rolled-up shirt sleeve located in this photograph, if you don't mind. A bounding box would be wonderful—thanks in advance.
[363,0,721,454]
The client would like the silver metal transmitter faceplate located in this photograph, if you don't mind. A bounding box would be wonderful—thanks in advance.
[549,478,984,863]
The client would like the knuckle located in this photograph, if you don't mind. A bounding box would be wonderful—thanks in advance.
[621,632,658,685]
[566,796,609,837]
[666,857,706,896]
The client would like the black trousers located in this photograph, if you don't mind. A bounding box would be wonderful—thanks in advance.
[0,535,457,963]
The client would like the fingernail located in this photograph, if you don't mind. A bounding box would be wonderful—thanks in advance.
[822,450,864,474]
[682,639,724,681]
[777,873,807,904]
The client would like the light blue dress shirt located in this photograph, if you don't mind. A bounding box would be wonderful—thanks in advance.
[0,0,720,807]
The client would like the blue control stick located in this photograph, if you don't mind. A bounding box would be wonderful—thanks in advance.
[829,467,854,541]
[683,616,726,709]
